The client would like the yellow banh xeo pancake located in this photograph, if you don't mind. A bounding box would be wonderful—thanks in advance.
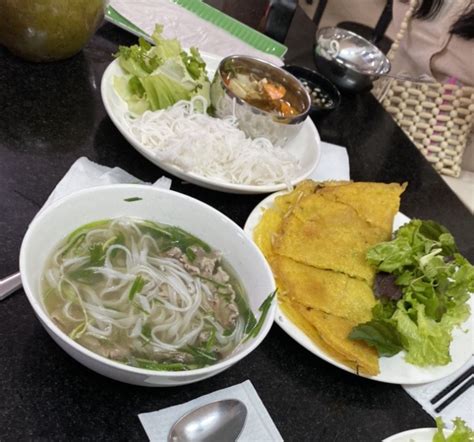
[252,180,405,377]
[278,295,358,372]
[253,182,316,260]
[297,307,379,376]
[273,194,386,283]
[271,255,376,324]
[253,207,283,260]
[254,181,324,260]
[273,180,351,214]
[253,180,354,261]
[316,182,407,237]
[280,289,377,376]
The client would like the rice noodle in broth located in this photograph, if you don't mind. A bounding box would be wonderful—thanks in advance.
[41,217,253,371]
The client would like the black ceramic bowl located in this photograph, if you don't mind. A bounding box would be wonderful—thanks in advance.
[283,65,341,117]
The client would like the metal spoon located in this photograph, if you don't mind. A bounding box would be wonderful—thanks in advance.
[0,272,22,301]
[168,399,247,442]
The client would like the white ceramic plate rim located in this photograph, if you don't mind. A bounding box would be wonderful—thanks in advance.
[20,184,277,378]
[382,427,452,442]
[243,190,473,384]
[100,52,321,194]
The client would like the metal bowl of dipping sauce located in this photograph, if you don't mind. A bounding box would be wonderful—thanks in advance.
[314,27,391,93]
[210,55,311,146]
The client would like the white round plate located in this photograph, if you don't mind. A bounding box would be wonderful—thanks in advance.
[244,190,473,384]
[382,428,451,442]
[101,52,321,194]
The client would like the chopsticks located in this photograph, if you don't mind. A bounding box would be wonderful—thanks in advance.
[430,365,474,413]
[0,272,22,301]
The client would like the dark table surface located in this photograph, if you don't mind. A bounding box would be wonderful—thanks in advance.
[1,5,473,442]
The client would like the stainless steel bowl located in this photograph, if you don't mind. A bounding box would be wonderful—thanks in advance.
[314,27,391,92]
[210,55,311,146]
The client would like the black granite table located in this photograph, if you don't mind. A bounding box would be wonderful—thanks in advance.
[0,5,473,442]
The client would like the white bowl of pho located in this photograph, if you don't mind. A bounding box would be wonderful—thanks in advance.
[20,185,276,386]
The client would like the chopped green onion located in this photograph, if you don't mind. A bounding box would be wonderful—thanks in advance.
[204,327,216,352]
[134,358,199,371]
[244,289,277,342]
[69,321,87,340]
[128,275,146,301]
[185,246,196,262]
[61,233,86,256]
[141,324,152,340]
[196,274,228,289]
[134,302,149,315]
[184,345,218,365]
[66,220,109,243]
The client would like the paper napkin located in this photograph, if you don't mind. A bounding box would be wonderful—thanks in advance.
[310,141,350,181]
[403,357,474,428]
[42,157,171,210]
[139,380,283,441]
[109,0,284,66]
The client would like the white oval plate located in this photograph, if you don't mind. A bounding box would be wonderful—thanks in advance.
[383,428,451,442]
[101,53,321,194]
[244,190,473,384]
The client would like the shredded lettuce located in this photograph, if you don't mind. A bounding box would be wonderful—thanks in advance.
[433,417,474,442]
[113,25,210,114]
[350,220,473,367]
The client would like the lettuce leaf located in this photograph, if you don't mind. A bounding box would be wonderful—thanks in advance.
[113,25,210,113]
[393,304,453,366]
[349,319,402,356]
[351,219,473,367]
[113,75,149,114]
[181,47,207,80]
[116,37,161,76]
[150,25,181,59]
[140,74,192,110]
[433,417,474,442]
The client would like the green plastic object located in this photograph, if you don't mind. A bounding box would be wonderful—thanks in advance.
[105,2,287,58]
[105,5,150,40]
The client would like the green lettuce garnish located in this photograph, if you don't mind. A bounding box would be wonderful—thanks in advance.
[113,25,210,114]
[348,319,402,357]
[349,220,473,367]
[433,417,474,442]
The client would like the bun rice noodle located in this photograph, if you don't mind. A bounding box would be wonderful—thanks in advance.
[125,96,300,186]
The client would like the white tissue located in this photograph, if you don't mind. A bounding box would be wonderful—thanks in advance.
[138,380,283,441]
[43,157,171,209]
[403,357,474,428]
[309,141,350,181]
